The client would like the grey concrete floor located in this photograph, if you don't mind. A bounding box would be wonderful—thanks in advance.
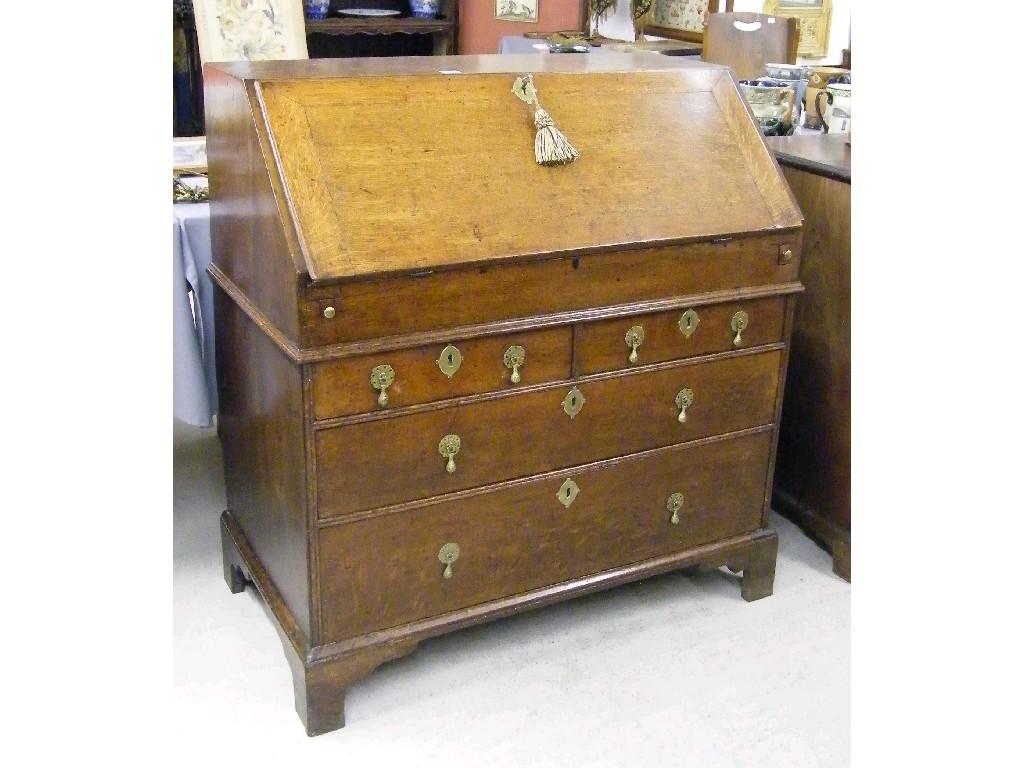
[174,419,850,765]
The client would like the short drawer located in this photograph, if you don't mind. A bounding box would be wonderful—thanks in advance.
[311,327,572,420]
[315,350,781,518]
[577,297,787,375]
[317,430,772,642]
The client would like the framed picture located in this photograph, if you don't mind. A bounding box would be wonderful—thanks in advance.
[173,136,208,173]
[496,1,539,24]
[193,0,308,64]
[763,0,833,59]
[644,1,733,44]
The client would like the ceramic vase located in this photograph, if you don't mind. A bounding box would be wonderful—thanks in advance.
[410,0,441,18]
[739,80,796,134]
[304,0,330,20]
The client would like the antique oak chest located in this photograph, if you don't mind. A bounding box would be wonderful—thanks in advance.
[206,54,803,735]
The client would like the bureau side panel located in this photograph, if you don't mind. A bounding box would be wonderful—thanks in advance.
[215,286,311,638]
[205,66,302,343]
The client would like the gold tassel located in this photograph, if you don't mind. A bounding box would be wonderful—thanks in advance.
[534,108,579,166]
[512,74,579,167]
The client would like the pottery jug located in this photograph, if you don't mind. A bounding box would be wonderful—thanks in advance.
[815,82,852,134]
[739,80,796,132]
[805,67,849,128]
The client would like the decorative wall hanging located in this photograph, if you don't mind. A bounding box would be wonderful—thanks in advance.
[496,0,539,23]
[763,0,833,59]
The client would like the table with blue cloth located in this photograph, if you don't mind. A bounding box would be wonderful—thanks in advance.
[173,202,217,427]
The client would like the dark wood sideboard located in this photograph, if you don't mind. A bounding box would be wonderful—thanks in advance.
[765,132,851,581]
[206,54,803,735]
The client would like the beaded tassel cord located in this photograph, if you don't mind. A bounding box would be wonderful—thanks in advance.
[512,74,579,166]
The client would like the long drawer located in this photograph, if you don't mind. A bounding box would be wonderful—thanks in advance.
[315,350,781,519]
[301,235,799,346]
[317,429,773,642]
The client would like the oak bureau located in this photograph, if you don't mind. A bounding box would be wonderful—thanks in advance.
[206,54,803,736]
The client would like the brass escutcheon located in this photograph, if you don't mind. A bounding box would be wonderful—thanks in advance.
[437,344,463,378]
[678,308,700,339]
[625,325,645,365]
[675,388,694,423]
[369,364,395,408]
[562,386,586,419]
[557,478,580,508]
[504,345,526,384]
[438,542,460,580]
[438,434,462,474]
[731,310,749,346]
[667,492,684,525]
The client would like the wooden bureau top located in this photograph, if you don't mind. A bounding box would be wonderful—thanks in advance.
[206,55,801,283]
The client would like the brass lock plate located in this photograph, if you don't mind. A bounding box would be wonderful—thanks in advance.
[678,309,700,338]
[562,386,586,419]
[557,478,580,508]
[437,344,463,378]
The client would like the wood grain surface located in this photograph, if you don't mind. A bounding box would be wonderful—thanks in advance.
[318,430,772,641]
[576,296,786,374]
[772,162,850,581]
[315,350,781,518]
[299,234,800,346]
[255,66,800,280]
[311,326,571,420]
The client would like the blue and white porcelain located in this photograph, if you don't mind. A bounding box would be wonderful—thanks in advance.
[304,0,330,20]
[409,0,441,18]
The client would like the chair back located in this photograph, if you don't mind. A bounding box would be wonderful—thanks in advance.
[643,1,734,44]
[702,12,799,80]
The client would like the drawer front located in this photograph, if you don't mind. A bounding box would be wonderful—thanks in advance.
[315,350,781,518]
[318,430,773,642]
[577,297,786,375]
[301,235,799,346]
[312,327,572,420]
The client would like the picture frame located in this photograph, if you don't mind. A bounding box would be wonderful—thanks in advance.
[496,0,539,24]
[192,0,308,64]
[763,0,833,59]
[173,136,208,174]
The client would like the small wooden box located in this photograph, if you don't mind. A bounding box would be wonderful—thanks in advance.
[206,53,803,735]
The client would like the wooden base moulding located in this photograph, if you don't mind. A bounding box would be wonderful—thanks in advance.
[221,510,777,736]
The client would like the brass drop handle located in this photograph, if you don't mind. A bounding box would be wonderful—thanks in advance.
[438,542,460,580]
[731,310,749,347]
[675,388,694,423]
[625,325,645,364]
[504,345,526,384]
[667,492,684,525]
[370,364,395,408]
[438,434,461,474]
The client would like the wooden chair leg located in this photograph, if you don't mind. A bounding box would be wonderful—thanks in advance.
[740,531,778,602]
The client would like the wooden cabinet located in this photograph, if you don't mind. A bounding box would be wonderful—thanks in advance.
[766,133,851,581]
[207,54,803,735]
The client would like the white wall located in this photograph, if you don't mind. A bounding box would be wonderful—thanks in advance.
[594,1,851,65]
